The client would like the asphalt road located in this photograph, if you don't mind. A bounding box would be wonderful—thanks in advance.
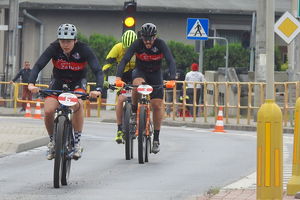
[0,120,256,200]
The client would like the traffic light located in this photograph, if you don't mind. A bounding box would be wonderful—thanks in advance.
[123,1,137,33]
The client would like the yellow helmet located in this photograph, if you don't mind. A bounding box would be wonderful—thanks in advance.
[122,30,137,48]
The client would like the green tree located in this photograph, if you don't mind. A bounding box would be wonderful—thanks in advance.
[165,40,198,72]
[203,43,250,71]
[275,46,284,71]
[77,33,117,81]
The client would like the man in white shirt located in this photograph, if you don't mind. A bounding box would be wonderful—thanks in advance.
[184,63,205,116]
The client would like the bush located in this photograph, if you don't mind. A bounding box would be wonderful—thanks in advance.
[77,32,285,81]
[166,40,198,72]
[203,43,250,71]
[77,33,117,81]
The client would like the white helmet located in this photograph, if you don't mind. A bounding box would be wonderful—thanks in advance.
[57,23,77,39]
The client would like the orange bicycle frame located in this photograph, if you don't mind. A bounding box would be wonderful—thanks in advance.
[136,103,151,137]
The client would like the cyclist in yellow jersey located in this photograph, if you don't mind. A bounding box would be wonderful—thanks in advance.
[102,30,137,143]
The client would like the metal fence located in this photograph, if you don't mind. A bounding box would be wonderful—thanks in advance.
[1,81,299,127]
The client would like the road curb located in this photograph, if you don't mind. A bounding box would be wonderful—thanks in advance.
[16,136,48,153]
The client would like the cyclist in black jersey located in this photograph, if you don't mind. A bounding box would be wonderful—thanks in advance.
[116,23,176,154]
[28,23,103,160]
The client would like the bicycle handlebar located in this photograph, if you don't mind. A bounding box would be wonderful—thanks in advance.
[108,83,165,91]
[39,89,89,100]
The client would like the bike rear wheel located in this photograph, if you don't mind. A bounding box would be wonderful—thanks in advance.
[61,122,73,185]
[138,106,147,164]
[53,116,66,188]
[123,102,132,160]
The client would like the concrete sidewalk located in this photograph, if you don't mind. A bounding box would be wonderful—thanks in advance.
[0,106,297,199]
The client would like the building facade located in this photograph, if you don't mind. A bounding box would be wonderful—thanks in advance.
[0,0,292,85]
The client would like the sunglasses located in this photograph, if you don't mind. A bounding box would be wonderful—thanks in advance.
[142,36,155,42]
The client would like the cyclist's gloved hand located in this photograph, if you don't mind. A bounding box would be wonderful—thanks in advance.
[103,81,110,89]
[115,79,125,87]
[166,80,175,89]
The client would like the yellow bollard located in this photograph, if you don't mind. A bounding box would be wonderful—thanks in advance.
[287,97,300,195]
[257,99,283,200]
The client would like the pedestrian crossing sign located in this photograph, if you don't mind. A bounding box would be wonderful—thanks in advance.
[186,18,209,40]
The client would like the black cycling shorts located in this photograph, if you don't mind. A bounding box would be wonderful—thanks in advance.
[121,70,133,84]
[132,68,163,99]
[49,78,87,92]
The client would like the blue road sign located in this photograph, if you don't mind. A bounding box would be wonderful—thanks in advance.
[186,18,209,40]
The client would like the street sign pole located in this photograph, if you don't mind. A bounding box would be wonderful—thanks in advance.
[266,0,274,99]
[298,0,300,17]
[187,18,209,74]
[257,1,283,199]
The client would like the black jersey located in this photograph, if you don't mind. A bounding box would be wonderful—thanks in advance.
[12,68,31,83]
[29,40,103,88]
[116,38,176,79]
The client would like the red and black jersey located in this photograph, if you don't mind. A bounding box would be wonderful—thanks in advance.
[29,40,103,88]
[116,38,176,79]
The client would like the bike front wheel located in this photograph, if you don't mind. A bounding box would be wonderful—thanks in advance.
[138,106,147,164]
[61,121,73,185]
[53,116,67,188]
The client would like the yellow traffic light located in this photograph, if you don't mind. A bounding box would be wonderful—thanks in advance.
[123,1,136,33]
[124,16,135,28]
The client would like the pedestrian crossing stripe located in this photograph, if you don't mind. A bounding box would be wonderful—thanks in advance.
[187,19,207,38]
[186,18,209,40]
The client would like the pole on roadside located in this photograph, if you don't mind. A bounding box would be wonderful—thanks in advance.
[199,40,204,73]
[7,0,19,106]
[256,0,283,199]
[287,1,300,196]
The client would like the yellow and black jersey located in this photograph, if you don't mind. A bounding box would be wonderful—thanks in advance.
[102,43,136,73]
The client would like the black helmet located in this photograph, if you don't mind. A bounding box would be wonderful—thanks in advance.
[141,23,157,38]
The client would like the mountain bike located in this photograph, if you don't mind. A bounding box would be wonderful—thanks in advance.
[113,82,171,164]
[108,84,135,160]
[134,83,157,164]
[40,87,88,188]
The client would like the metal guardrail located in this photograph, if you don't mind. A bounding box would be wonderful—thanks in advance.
[1,81,299,127]
[0,82,49,113]
[163,81,300,127]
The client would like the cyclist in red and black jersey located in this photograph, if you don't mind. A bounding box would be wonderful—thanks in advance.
[116,23,176,154]
[28,23,103,160]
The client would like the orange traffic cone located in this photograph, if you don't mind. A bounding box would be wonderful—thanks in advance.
[24,103,32,118]
[212,106,226,133]
[33,99,43,119]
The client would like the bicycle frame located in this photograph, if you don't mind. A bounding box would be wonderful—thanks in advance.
[136,94,152,137]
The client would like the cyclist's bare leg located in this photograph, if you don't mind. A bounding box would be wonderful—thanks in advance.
[72,99,84,132]
[150,98,163,130]
[116,95,126,125]
[72,99,84,158]
[132,77,144,109]
[44,97,59,136]
[151,98,163,153]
